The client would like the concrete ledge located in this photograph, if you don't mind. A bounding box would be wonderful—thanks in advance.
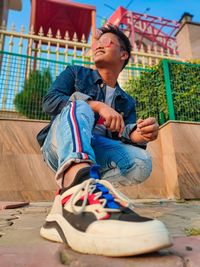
[0,119,57,201]
[0,119,199,201]
[123,121,200,199]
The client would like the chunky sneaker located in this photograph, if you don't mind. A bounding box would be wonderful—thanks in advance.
[40,166,172,256]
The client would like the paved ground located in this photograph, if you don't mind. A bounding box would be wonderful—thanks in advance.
[0,200,200,267]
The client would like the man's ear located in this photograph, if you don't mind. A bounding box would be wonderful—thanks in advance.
[120,51,129,61]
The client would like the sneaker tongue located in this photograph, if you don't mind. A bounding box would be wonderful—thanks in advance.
[95,183,120,209]
[61,165,119,209]
[89,165,101,179]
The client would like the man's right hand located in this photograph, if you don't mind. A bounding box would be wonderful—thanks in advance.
[88,101,125,137]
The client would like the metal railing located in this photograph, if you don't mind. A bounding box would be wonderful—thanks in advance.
[0,51,153,120]
[163,60,200,122]
[0,51,199,124]
[0,51,67,119]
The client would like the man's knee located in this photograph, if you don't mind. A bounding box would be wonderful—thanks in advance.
[76,100,95,126]
[124,151,152,184]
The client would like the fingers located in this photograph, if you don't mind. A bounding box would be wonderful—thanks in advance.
[141,131,158,141]
[107,115,117,131]
[104,115,112,128]
[118,118,125,137]
[137,123,159,135]
[98,104,125,136]
[104,113,125,136]
[137,117,158,134]
[137,118,144,124]
[137,117,156,129]
[136,117,159,142]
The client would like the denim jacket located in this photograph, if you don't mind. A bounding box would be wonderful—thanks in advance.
[38,65,146,149]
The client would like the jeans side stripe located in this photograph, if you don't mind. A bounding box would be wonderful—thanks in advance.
[70,102,82,153]
[81,152,88,159]
[68,104,76,152]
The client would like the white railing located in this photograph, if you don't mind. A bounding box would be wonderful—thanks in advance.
[0,22,183,67]
[0,22,92,66]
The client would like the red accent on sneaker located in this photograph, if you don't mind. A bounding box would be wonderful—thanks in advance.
[99,213,111,220]
[88,194,101,205]
[80,194,101,205]
[62,194,72,205]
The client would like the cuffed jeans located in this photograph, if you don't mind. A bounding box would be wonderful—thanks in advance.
[42,100,152,187]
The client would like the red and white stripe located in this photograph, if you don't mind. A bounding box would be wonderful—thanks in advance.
[69,102,88,160]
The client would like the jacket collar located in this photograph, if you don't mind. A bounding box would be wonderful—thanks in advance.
[91,69,127,99]
[91,69,103,84]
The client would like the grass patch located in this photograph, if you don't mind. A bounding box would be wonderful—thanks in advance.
[185,228,200,236]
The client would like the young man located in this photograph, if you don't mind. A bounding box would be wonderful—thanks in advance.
[38,25,172,256]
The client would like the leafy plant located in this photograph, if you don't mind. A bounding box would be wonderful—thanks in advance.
[14,68,52,120]
[185,227,200,236]
[124,60,200,124]
[125,62,168,124]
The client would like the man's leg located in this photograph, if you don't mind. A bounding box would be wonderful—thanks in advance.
[91,134,152,185]
[42,100,96,187]
[41,105,171,256]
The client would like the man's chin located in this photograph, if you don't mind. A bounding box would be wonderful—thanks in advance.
[94,59,107,68]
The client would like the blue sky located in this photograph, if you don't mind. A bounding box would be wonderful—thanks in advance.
[7,0,200,32]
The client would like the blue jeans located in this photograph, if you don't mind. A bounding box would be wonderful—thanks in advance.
[42,100,152,187]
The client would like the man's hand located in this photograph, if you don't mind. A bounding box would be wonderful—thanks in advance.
[88,101,125,137]
[130,117,159,143]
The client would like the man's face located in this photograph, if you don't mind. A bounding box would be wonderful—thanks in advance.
[92,32,127,69]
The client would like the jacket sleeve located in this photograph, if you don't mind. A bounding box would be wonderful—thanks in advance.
[121,97,147,149]
[42,66,91,116]
[121,98,137,140]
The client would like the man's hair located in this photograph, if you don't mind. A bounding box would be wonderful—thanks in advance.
[97,24,132,69]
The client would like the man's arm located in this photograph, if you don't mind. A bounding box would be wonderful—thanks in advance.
[87,101,159,143]
[42,66,76,116]
[87,100,125,137]
[43,66,92,116]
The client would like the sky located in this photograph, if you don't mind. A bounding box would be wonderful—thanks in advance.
[7,0,200,32]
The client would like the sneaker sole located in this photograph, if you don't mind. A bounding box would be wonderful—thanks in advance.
[40,214,172,256]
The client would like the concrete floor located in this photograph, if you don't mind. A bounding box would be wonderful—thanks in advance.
[0,200,200,267]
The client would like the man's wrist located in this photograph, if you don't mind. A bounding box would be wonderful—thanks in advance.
[130,130,147,144]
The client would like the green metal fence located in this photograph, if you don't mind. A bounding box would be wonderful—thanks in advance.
[125,59,200,124]
[163,59,200,122]
[0,51,67,120]
[0,51,199,124]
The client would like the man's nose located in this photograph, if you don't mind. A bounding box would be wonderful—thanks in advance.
[96,41,104,49]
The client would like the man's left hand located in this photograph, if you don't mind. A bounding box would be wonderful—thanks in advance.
[136,117,159,142]
[130,117,159,143]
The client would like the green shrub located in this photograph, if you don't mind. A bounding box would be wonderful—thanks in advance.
[124,60,200,124]
[14,68,52,120]
[169,62,200,122]
[125,62,168,124]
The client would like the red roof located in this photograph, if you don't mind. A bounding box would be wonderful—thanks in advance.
[30,0,96,42]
